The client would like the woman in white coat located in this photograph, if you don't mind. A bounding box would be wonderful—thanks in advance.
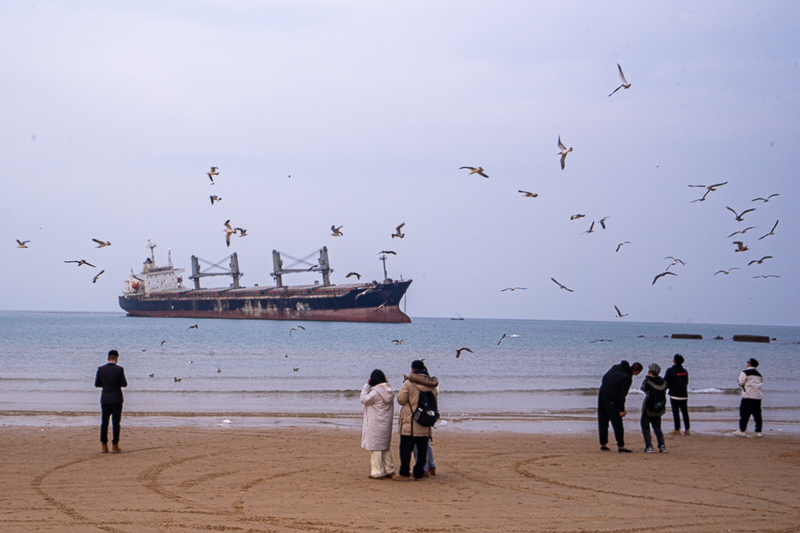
[360,369,395,478]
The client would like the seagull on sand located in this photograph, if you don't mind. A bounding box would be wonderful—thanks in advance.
[714,267,739,276]
[748,256,773,266]
[65,259,96,267]
[460,166,489,178]
[224,220,237,246]
[346,272,362,280]
[732,241,749,252]
[518,190,539,198]
[557,136,573,170]
[616,241,631,253]
[501,287,527,292]
[727,227,756,238]
[16,239,30,248]
[455,347,473,358]
[92,270,105,283]
[210,195,221,205]
[726,206,756,222]
[551,277,574,292]
[758,220,779,240]
[752,194,779,203]
[614,305,628,318]
[652,271,677,285]
[608,63,631,97]
[331,225,344,237]
[207,166,219,183]
[92,238,111,248]
[391,223,405,239]
[290,325,305,335]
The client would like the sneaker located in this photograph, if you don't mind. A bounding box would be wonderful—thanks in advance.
[733,430,746,437]
[659,445,668,453]
[644,446,654,453]
[600,445,610,451]
[754,432,763,438]
[684,429,691,436]
[670,430,681,435]
[618,448,633,453]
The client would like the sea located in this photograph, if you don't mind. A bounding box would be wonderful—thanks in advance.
[1,311,799,434]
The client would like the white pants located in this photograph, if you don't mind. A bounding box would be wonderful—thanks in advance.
[369,449,395,478]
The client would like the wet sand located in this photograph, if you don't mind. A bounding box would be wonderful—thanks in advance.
[1,425,798,532]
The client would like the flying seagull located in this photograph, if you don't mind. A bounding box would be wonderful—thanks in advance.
[223,220,237,246]
[714,268,739,275]
[210,195,221,205]
[665,256,686,270]
[187,324,198,330]
[391,223,405,239]
[92,270,105,283]
[752,275,780,279]
[455,347,473,358]
[290,325,305,335]
[16,239,30,248]
[207,166,219,183]
[598,217,610,229]
[608,63,631,97]
[392,339,403,345]
[614,305,628,318]
[726,206,756,222]
[689,181,728,192]
[551,277,574,292]
[758,220,779,240]
[727,226,757,238]
[615,241,631,253]
[581,221,595,235]
[346,272,362,280]
[732,241,749,252]
[235,227,248,237]
[518,190,539,198]
[557,136,573,170]
[92,238,111,248]
[460,166,489,178]
[752,194,779,203]
[331,225,344,237]
[748,256,773,266]
[690,190,711,203]
[65,259,96,267]
[570,214,585,220]
[652,271,677,285]
[501,287,527,292]
[497,334,507,345]
[379,250,396,255]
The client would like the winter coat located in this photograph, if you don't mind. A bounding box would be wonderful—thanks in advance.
[738,368,763,400]
[397,372,439,438]
[599,361,635,413]
[664,364,689,399]
[360,382,395,451]
[641,375,668,417]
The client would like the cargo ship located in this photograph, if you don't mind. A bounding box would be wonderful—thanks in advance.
[119,242,411,323]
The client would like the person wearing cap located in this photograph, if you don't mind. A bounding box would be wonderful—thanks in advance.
[734,358,763,437]
[664,354,690,435]
[597,360,643,453]
[640,363,668,453]
[360,369,396,479]
[94,349,128,453]
[396,360,439,480]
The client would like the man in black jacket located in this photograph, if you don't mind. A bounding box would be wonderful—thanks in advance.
[597,360,643,453]
[95,350,128,453]
[664,353,690,435]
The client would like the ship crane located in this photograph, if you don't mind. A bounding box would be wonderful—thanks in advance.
[189,253,242,289]
[272,247,332,288]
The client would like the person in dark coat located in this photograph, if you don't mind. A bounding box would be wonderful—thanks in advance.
[664,353,690,435]
[640,363,668,453]
[94,349,128,453]
[597,360,643,453]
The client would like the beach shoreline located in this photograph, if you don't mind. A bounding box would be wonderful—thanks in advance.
[1,424,798,532]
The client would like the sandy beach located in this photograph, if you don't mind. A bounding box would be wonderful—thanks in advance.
[1,424,798,532]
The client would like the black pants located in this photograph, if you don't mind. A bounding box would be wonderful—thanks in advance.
[670,398,690,431]
[739,398,762,433]
[101,402,123,444]
[399,435,429,479]
[597,394,625,448]
[641,413,665,448]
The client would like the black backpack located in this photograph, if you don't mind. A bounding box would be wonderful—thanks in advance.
[413,390,440,427]
[646,383,667,417]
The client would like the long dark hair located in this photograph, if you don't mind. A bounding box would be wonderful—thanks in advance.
[369,369,387,386]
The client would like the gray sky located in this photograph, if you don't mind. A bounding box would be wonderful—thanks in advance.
[3,1,799,326]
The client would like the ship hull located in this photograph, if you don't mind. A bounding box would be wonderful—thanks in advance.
[119,280,412,323]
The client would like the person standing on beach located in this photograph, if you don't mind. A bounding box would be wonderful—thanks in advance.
[396,360,439,480]
[664,353,690,435]
[640,363,668,453]
[597,360,643,453]
[734,358,763,437]
[94,349,127,453]
[360,369,396,479]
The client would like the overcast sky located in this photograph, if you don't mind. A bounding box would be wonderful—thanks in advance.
[3,1,798,326]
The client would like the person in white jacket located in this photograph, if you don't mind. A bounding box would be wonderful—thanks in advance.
[734,358,764,437]
[360,369,396,478]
